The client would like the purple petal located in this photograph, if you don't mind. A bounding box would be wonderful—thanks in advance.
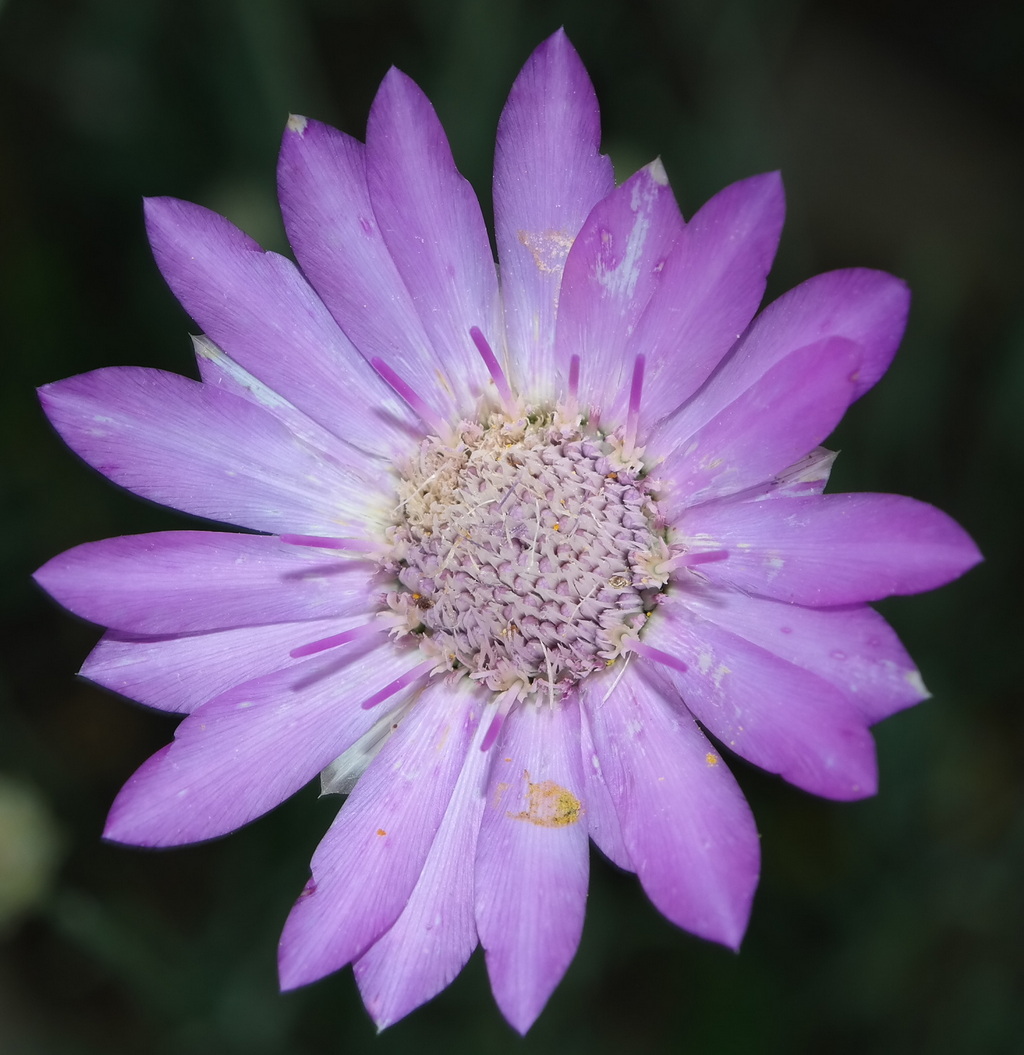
[38,368,384,536]
[718,268,910,405]
[144,197,416,458]
[82,618,346,714]
[670,586,927,724]
[104,635,424,846]
[353,704,490,1029]
[554,161,683,413]
[580,665,759,949]
[34,531,378,634]
[278,679,478,990]
[679,492,983,605]
[644,599,879,799]
[493,29,614,400]
[364,69,499,412]
[656,337,861,516]
[579,699,632,869]
[190,334,395,463]
[629,173,786,430]
[276,117,461,422]
[475,698,589,1034]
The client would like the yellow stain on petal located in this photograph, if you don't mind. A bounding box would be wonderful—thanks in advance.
[518,229,574,274]
[492,781,511,810]
[705,753,719,766]
[510,775,582,828]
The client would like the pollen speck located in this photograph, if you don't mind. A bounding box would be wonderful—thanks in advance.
[376,829,387,837]
[705,753,719,766]
[511,777,582,827]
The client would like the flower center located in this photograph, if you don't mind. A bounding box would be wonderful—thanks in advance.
[386,410,670,699]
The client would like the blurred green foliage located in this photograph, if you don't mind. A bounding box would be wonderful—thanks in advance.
[1,0,1021,1052]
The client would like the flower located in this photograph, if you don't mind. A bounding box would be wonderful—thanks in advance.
[34,30,980,1034]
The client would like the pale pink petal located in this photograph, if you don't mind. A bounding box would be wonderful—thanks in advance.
[104,636,425,846]
[644,598,879,799]
[34,532,378,634]
[678,492,984,605]
[38,368,384,536]
[144,196,416,458]
[675,585,927,723]
[493,29,614,400]
[581,665,759,949]
[629,172,786,430]
[278,678,479,990]
[365,70,499,412]
[553,161,683,413]
[475,698,589,1034]
[354,703,490,1029]
[276,117,459,421]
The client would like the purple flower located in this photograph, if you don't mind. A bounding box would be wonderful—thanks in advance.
[35,30,980,1034]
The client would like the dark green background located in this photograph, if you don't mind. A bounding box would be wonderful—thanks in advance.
[2,0,1020,1052]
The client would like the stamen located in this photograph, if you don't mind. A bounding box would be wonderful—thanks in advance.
[660,549,729,572]
[625,639,688,674]
[290,621,394,659]
[567,354,581,412]
[370,357,448,436]
[469,327,515,412]
[624,353,646,453]
[361,659,436,710]
[480,687,522,752]
[279,534,379,553]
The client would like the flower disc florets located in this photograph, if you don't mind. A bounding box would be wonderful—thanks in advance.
[386,408,670,698]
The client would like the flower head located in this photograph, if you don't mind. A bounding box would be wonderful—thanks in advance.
[34,31,980,1034]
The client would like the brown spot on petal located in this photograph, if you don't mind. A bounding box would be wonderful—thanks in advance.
[376,829,387,837]
[510,773,582,828]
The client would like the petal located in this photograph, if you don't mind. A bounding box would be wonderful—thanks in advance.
[718,268,910,405]
[278,678,479,990]
[670,586,927,724]
[656,337,861,516]
[475,698,589,1035]
[81,618,345,714]
[38,368,385,536]
[365,69,499,412]
[679,493,983,605]
[276,117,459,421]
[34,531,378,634]
[554,160,683,412]
[629,172,786,430]
[191,335,409,468]
[644,598,879,799]
[493,29,614,399]
[144,197,415,458]
[579,698,632,869]
[765,447,837,499]
[353,707,491,1029]
[580,665,759,949]
[104,635,425,846]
